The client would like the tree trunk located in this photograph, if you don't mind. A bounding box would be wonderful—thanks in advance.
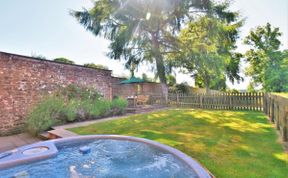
[205,84,210,94]
[204,76,210,94]
[151,33,168,102]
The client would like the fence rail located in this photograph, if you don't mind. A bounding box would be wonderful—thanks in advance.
[150,92,264,111]
[264,93,288,141]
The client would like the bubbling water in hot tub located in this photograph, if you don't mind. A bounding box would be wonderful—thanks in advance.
[0,136,211,178]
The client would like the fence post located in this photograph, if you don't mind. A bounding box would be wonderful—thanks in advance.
[283,107,288,141]
[176,93,179,107]
[268,94,271,117]
[263,93,266,113]
[200,95,203,108]
[274,101,280,130]
[228,93,231,110]
[271,99,275,122]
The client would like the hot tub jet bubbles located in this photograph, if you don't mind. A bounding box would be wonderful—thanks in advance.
[13,171,29,178]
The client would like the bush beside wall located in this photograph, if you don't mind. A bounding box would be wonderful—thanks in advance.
[26,85,127,135]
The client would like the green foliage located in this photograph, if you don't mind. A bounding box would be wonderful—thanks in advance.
[26,85,127,135]
[226,53,243,84]
[78,99,103,120]
[97,99,112,116]
[263,55,288,92]
[111,98,128,115]
[169,82,190,94]
[195,74,227,91]
[31,53,47,60]
[209,75,227,91]
[166,75,176,87]
[71,0,213,95]
[141,73,153,82]
[84,99,112,118]
[171,8,242,92]
[244,23,281,52]
[64,99,81,122]
[247,82,256,92]
[226,89,240,93]
[26,96,66,135]
[83,63,109,70]
[54,57,75,64]
[244,23,288,92]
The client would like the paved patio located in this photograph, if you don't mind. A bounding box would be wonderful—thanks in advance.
[0,133,41,153]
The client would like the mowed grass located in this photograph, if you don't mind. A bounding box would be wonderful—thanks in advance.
[69,109,288,178]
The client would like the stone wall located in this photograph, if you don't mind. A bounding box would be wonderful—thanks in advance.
[0,52,113,135]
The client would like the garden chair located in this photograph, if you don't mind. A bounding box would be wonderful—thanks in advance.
[136,95,149,105]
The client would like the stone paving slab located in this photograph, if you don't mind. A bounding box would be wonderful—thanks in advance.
[0,133,41,153]
[48,129,78,138]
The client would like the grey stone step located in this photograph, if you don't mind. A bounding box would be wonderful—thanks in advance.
[39,132,50,140]
[47,129,78,139]
[126,108,137,113]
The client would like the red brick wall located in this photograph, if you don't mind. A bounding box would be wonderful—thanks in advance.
[112,82,163,98]
[113,84,138,98]
[142,83,162,95]
[0,52,112,135]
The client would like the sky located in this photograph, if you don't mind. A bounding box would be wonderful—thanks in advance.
[0,0,287,90]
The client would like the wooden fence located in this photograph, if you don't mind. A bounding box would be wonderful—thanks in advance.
[150,92,264,111]
[263,93,288,141]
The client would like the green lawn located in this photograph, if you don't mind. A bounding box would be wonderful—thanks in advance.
[69,109,288,178]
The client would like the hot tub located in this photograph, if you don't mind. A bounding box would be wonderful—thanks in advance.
[0,135,212,178]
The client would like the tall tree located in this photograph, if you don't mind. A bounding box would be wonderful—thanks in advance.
[170,2,243,93]
[71,0,212,97]
[244,23,288,92]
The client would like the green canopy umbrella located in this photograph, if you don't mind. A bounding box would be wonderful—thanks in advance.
[120,76,145,84]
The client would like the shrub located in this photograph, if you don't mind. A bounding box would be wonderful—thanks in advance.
[169,82,190,94]
[26,85,127,135]
[26,96,66,135]
[82,99,112,119]
[53,57,75,64]
[64,99,80,122]
[97,99,112,117]
[78,99,94,120]
[111,98,128,115]
[83,63,109,70]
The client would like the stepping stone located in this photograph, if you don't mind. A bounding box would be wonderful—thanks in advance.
[126,108,137,113]
[39,132,50,140]
[47,129,78,139]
